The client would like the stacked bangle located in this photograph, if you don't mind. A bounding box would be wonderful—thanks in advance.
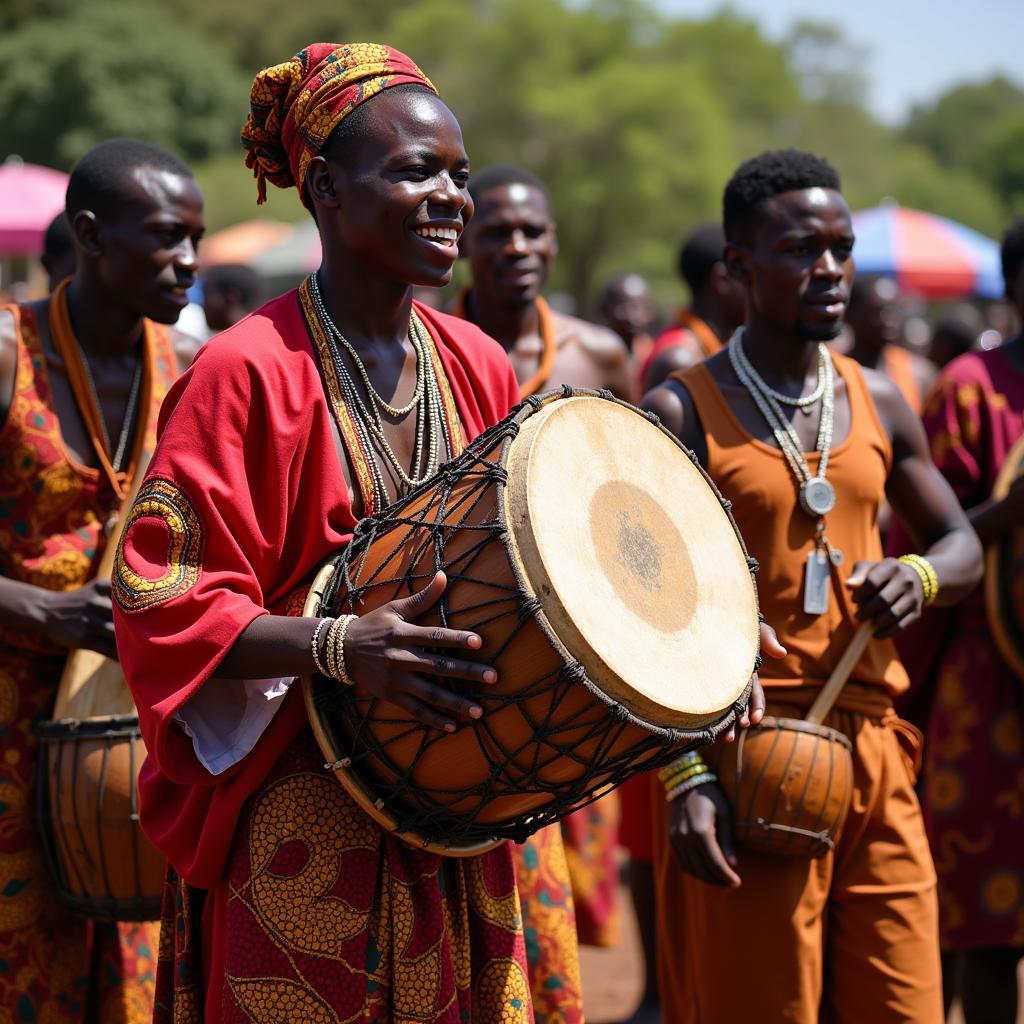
[666,770,718,802]
[322,614,358,685]
[659,751,710,795]
[311,617,332,676]
[898,554,939,606]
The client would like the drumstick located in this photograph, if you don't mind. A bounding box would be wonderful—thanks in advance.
[804,621,873,726]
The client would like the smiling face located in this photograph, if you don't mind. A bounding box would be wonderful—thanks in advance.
[90,166,205,324]
[461,182,557,308]
[308,89,472,289]
[727,187,855,342]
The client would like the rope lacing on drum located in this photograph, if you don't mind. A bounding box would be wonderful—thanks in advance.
[311,393,750,848]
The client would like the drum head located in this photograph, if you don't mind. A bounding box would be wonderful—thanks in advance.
[504,396,758,728]
[986,433,1024,680]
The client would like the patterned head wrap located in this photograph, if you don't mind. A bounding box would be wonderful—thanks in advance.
[241,43,437,208]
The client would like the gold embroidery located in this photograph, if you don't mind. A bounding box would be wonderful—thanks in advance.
[113,478,203,612]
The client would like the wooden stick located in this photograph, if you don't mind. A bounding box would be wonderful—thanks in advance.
[805,621,874,726]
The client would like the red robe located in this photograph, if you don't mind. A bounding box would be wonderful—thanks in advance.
[113,290,535,1022]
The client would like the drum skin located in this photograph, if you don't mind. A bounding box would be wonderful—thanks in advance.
[306,390,759,854]
[714,716,854,859]
[37,716,165,921]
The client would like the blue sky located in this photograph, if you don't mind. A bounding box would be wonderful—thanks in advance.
[652,0,1023,123]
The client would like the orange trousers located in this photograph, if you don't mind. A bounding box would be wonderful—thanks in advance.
[653,699,943,1024]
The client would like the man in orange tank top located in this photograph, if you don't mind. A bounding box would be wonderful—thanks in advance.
[0,139,204,1023]
[642,148,982,1024]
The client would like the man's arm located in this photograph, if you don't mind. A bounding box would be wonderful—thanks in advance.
[852,370,983,633]
[639,378,708,466]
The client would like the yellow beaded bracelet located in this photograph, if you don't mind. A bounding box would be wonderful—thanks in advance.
[898,554,939,606]
[658,750,704,782]
[662,763,710,793]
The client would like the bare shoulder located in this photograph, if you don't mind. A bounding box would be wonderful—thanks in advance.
[642,339,702,393]
[857,361,927,458]
[551,310,628,365]
[169,327,203,373]
[639,376,707,461]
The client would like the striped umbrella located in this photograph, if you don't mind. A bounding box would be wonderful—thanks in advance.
[852,205,1003,299]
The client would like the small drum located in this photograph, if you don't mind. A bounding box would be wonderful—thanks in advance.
[714,716,854,858]
[37,715,165,921]
[985,433,1024,680]
[305,389,761,855]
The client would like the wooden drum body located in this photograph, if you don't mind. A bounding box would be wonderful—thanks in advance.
[305,389,761,855]
[37,714,165,921]
[985,433,1024,680]
[715,716,854,858]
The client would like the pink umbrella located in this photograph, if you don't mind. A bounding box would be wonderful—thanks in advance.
[0,160,69,253]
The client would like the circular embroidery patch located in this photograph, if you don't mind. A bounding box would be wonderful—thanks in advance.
[113,478,203,612]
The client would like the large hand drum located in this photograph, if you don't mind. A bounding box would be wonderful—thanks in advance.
[304,389,760,854]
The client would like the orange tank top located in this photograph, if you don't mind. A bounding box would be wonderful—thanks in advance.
[675,353,909,700]
[882,345,922,414]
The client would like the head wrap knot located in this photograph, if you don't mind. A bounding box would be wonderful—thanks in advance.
[241,43,437,207]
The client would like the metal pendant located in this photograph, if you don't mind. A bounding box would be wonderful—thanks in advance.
[799,477,836,517]
[803,549,831,615]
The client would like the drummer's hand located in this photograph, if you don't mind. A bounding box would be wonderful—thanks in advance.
[846,558,922,638]
[342,571,496,733]
[668,781,741,889]
[41,579,118,659]
[721,622,785,743]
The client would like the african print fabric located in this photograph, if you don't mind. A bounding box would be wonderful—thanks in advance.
[902,346,1024,949]
[242,43,436,207]
[0,302,174,1021]
[560,794,620,948]
[155,728,533,1023]
[511,828,585,1024]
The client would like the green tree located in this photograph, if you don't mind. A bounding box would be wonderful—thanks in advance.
[0,2,246,169]
[905,76,1024,170]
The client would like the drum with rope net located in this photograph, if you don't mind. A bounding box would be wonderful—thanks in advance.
[304,388,761,855]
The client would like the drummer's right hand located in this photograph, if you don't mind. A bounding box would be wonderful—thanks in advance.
[667,782,741,889]
[343,571,497,734]
[42,579,118,660]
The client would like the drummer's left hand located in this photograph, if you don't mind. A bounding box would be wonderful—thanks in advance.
[721,622,785,743]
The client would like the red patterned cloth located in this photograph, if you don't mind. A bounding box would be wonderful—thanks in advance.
[112,291,551,1020]
[896,345,1024,949]
[156,729,531,1023]
[241,43,435,206]
[0,302,175,1021]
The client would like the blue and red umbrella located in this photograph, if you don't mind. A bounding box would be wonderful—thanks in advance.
[852,205,1003,300]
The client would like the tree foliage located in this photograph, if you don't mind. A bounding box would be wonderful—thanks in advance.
[2,0,1020,306]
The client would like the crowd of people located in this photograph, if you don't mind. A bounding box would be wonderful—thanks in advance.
[0,39,1022,1024]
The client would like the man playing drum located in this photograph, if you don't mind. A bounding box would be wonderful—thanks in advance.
[642,148,983,1024]
[0,138,204,1022]
[112,44,556,1022]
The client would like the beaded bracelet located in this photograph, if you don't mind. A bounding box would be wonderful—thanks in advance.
[325,614,358,685]
[311,617,332,677]
[658,750,704,782]
[666,771,718,803]
[662,763,710,793]
[898,554,939,606]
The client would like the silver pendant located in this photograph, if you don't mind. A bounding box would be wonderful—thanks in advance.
[803,550,831,615]
[800,477,836,517]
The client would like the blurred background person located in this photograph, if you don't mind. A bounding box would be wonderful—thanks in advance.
[929,305,983,368]
[846,274,935,413]
[201,262,262,332]
[639,223,745,394]
[40,212,76,292]
[599,272,657,393]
